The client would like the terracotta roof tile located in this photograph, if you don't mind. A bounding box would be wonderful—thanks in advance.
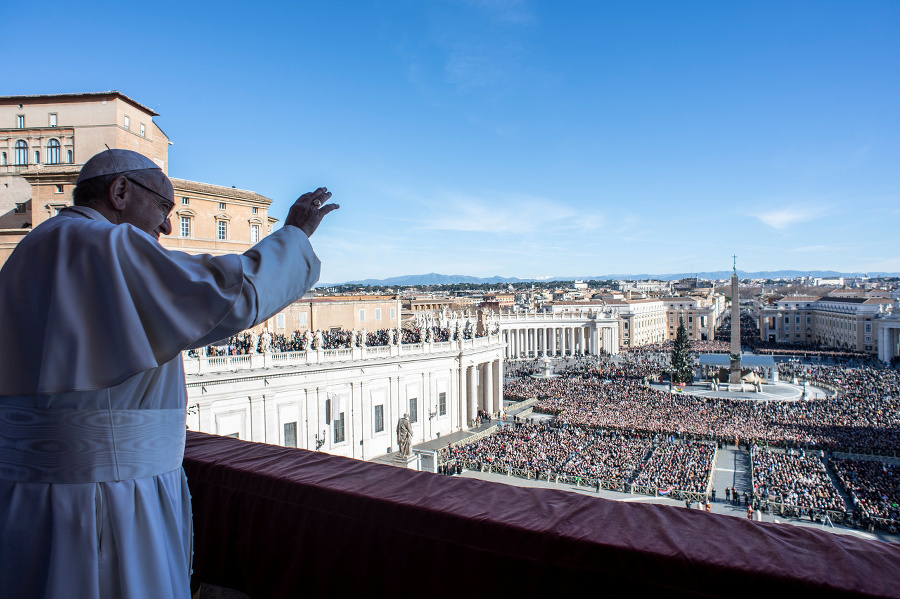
[170,178,273,205]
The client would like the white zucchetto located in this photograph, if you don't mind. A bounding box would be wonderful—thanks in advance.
[76,149,161,184]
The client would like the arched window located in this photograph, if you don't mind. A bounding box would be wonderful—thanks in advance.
[48,139,61,165]
[1,152,6,166]
[67,150,73,163]
[14,140,28,166]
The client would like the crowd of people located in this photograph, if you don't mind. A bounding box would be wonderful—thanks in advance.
[476,351,899,528]
[200,325,485,355]
[507,365,900,455]
[830,457,900,523]
[632,441,715,494]
[449,422,714,491]
[750,447,846,513]
[754,344,873,362]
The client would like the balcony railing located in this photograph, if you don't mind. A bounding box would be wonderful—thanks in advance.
[184,431,900,598]
[183,335,503,375]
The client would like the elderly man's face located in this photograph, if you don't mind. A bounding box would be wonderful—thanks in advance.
[121,171,175,241]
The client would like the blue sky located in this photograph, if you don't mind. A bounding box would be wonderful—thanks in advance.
[6,1,899,283]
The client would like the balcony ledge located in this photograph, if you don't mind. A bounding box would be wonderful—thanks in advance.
[184,431,900,598]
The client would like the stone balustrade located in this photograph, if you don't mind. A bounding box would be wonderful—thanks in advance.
[183,334,499,376]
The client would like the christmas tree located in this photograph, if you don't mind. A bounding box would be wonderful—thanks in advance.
[670,318,693,384]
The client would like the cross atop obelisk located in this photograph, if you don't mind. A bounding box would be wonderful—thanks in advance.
[729,256,742,383]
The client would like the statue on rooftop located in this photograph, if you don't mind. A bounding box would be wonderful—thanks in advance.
[397,413,413,457]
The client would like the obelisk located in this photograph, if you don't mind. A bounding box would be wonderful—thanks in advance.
[729,257,742,384]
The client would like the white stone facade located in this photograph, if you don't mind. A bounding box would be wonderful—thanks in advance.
[184,336,505,460]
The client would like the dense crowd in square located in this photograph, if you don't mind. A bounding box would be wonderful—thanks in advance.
[830,457,900,522]
[750,448,845,512]
[633,441,716,494]
[461,343,899,529]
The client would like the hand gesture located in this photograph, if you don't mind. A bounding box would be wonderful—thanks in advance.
[285,187,339,237]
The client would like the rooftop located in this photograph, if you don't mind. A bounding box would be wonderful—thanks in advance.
[0,91,159,116]
[170,178,273,206]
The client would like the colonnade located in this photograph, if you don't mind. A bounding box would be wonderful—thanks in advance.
[461,359,502,424]
[878,321,900,364]
[501,324,619,359]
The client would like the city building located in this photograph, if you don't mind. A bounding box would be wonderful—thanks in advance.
[608,299,668,347]
[758,295,893,353]
[663,294,726,341]
[0,92,273,265]
[270,295,401,335]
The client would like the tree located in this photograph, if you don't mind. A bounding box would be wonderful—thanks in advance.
[670,317,693,384]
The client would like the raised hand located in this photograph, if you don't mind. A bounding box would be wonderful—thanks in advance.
[285,187,339,238]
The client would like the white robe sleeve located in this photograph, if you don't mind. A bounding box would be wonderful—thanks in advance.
[188,226,320,348]
[0,216,320,396]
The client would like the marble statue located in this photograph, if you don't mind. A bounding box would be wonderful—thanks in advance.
[397,413,413,457]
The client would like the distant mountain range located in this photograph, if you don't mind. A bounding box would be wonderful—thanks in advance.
[322,270,899,287]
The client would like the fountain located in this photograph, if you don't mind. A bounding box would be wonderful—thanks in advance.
[530,355,558,379]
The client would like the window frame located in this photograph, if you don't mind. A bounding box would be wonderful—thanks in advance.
[283,421,298,448]
[374,405,384,433]
[46,139,61,164]
[333,412,345,443]
[181,216,192,238]
[14,140,28,165]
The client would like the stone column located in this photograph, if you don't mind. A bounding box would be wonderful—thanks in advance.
[467,365,477,426]
[482,362,493,415]
[458,359,467,430]
[492,359,503,414]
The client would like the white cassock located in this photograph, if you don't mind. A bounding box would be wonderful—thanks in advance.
[0,206,321,598]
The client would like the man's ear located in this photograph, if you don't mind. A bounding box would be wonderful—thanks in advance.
[107,176,129,211]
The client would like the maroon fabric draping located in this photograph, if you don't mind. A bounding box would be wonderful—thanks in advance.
[184,432,900,598]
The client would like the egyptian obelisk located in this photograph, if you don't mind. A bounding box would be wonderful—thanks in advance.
[729,257,742,384]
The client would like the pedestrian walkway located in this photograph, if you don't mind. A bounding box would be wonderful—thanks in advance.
[711,446,752,505]
[824,456,853,512]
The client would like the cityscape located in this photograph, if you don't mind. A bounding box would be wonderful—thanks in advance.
[3,2,899,598]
